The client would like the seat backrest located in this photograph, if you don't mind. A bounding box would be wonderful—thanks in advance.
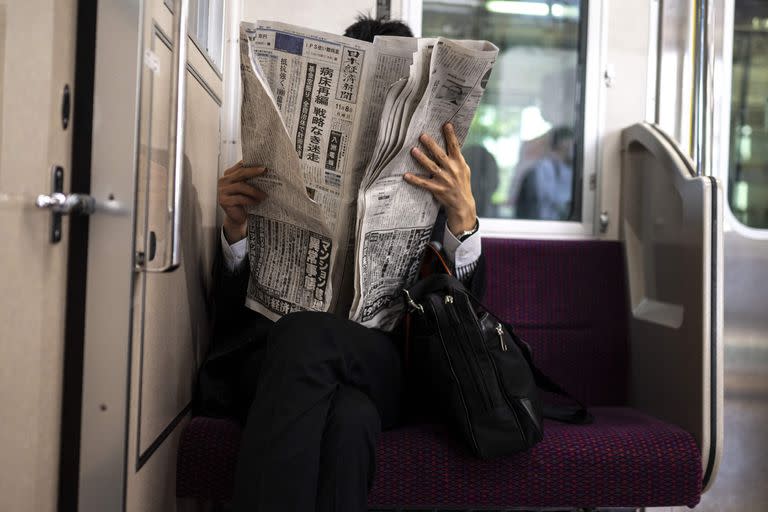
[482,238,629,406]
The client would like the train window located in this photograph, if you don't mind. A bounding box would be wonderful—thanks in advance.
[729,1,768,229]
[421,0,586,222]
[165,0,224,69]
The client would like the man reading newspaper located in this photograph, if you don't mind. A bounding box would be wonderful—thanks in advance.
[198,15,497,512]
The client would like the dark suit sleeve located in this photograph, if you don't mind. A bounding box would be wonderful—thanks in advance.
[211,244,251,341]
[196,243,272,420]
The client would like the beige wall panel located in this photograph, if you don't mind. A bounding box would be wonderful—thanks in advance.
[0,0,76,511]
[597,1,653,240]
[127,416,190,512]
[188,39,224,99]
[152,2,224,100]
[0,5,5,150]
[126,3,222,509]
[136,63,219,456]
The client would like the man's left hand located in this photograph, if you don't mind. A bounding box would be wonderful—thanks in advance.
[404,122,478,236]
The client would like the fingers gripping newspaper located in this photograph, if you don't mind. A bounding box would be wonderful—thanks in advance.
[349,39,498,330]
[239,20,498,329]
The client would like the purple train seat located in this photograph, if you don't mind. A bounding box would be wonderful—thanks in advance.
[176,239,703,508]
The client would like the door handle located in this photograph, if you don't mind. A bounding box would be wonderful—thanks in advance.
[36,192,96,244]
[36,192,95,215]
[33,165,95,243]
[27,166,125,243]
[142,0,189,273]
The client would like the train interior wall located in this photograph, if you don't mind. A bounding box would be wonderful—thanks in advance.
[0,0,766,510]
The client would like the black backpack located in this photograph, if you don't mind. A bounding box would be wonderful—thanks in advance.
[403,272,592,459]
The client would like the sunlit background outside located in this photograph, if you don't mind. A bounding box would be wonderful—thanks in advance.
[729,3,768,229]
[422,0,584,221]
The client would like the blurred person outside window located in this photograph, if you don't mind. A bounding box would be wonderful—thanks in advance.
[515,126,575,220]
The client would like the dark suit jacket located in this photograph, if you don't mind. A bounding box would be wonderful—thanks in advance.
[195,213,486,421]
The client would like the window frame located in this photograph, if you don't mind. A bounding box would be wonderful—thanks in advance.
[165,0,225,73]
[403,0,603,239]
[716,0,768,240]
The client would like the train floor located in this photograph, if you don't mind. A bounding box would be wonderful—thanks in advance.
[694,370,768,511]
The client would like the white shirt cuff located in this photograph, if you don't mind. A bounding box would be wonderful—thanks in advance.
[221,228,248,273]
[442,223,482,269]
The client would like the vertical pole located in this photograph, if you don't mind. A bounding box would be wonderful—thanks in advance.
[692,0,715,176]
[221,0,244,169]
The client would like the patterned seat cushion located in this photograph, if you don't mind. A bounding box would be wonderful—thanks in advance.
[177,240,702,508]
[177,408,702,508]
[176,416,242,503]
[482,239,630,407]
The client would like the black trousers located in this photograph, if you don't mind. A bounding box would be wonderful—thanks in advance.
[231,311,404,512]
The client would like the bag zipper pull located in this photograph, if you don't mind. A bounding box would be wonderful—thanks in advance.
[496,323,508,351]
[444,294,461,324]
[403,289,424,314]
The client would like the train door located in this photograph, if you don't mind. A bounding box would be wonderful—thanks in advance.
[0,1,79,510]
[655,0,766,509]
[41,0,228,510]
[707,0,768,509]
[722,1,768,406]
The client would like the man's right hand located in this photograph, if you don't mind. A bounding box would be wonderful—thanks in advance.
[218,161,268,243]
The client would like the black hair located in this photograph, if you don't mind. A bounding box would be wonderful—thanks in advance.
[550,126,575,149]
[343,14,413,42]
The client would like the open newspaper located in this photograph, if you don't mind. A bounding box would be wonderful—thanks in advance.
[240,20,498,331]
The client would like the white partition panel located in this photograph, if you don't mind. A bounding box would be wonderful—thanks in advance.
[621,122,724,491]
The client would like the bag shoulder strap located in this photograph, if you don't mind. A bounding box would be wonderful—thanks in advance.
[420,241,453,278]
[504,323,593,425]
[403,244,453,369]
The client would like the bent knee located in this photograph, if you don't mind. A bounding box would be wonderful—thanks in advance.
[326,387,381,436]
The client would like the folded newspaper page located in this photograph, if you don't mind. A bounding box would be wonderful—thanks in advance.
[350,39,498,330]
[239,20,498,329]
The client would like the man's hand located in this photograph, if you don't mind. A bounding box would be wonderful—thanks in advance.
[218,161,268,243]
[403,123,477,236]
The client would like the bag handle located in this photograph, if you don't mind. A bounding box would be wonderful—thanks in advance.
[420,242,453,278]
[404,243,453,369]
